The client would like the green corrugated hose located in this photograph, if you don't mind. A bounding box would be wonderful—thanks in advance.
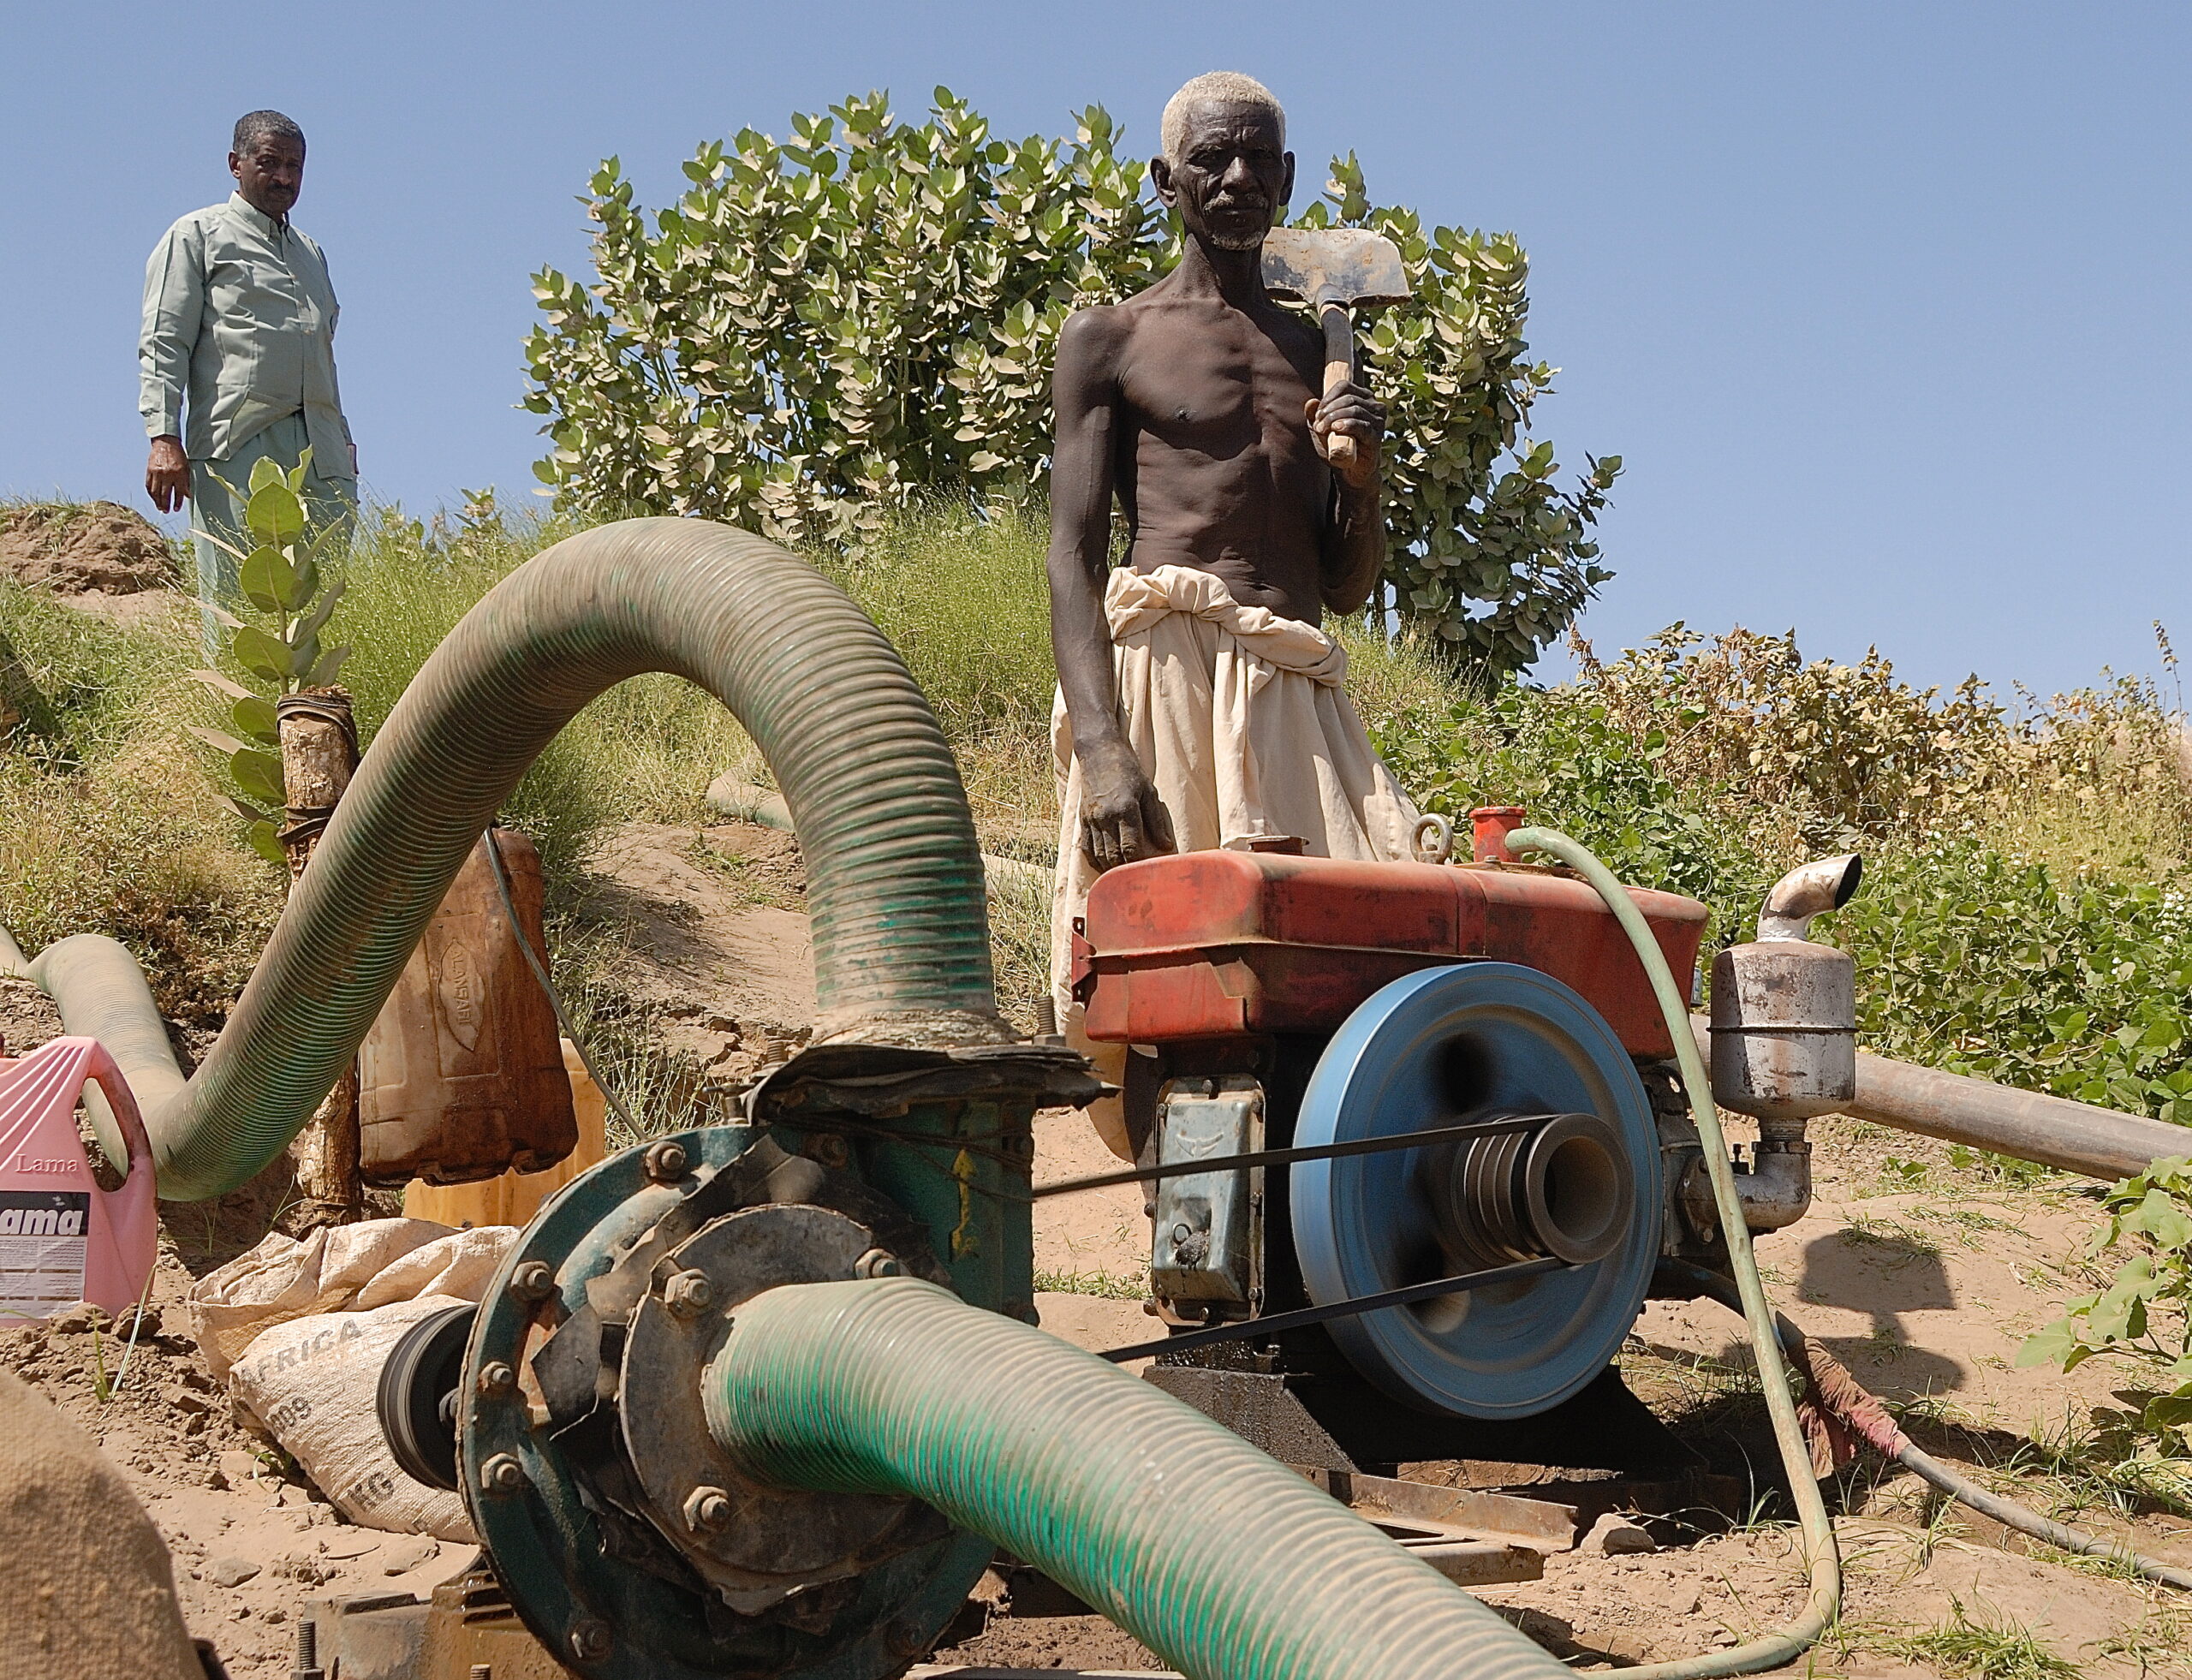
[704,1276,1571,1680]
[1507,826,1841,1678]
[5,518,1008,1200]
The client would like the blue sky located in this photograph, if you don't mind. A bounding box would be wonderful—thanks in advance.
[3,3,2183,700]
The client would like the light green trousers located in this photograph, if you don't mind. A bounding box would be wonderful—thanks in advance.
[188,413,357,657]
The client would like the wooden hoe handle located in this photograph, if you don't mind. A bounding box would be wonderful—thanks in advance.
[1318,301,1361,474]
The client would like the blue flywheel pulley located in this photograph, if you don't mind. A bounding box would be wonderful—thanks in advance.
[1291,962,1662,1420]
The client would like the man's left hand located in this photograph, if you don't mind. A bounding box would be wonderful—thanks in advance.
[1306,379,1385,491]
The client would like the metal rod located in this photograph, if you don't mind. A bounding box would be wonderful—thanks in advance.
[1037,1112,1560,1200]
[1099,1256,1566,1364]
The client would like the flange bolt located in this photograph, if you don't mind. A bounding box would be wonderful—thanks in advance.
[508,1260,556,1303]
[290,1617,323,1680]
[664,1269,716,1318]
[642,1140,689,1183]
[480,1453,527,1495]
[682,1484,735,1533]
[477,1361,516,1395]
[568,1619,613,1663]
[854,1248,901,1279]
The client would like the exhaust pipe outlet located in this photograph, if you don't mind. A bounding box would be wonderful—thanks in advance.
[1755,853,1862,942]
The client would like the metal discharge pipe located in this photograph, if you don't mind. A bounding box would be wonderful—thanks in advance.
[705,1277,1570,1680]
[10,518,1007,1200]
[1688,1018,2189,1180]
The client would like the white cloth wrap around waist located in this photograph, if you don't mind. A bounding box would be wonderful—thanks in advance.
[1048,564,1419,1153]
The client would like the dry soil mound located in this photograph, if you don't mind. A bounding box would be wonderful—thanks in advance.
[1,500,180,594]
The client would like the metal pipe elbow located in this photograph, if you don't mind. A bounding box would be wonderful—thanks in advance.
[1756,855,1862,941]
[1735,1132,1814,1231]
[1681,1130,1813,1238]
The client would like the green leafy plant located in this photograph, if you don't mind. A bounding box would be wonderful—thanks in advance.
[2019,1156,2192,1450]
[524,87,1617,682]
[184,451,350,863]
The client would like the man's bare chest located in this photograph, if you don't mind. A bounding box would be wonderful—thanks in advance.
[1117,317,1321,457]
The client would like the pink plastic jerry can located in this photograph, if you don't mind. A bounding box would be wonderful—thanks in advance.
[0,1038,158,1319]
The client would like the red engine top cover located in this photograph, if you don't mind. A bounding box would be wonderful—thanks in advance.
[1076,849,1709,1059]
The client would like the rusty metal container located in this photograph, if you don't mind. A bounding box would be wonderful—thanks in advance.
[1709,941,1857,1123]
[359,829,577,1186]
[1075,849,1709,1058]
[1709,856,1861,1123]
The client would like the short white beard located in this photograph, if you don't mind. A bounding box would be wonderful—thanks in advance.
[1204,228,1266,252]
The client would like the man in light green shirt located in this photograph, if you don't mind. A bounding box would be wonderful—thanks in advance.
[141,110,358,650]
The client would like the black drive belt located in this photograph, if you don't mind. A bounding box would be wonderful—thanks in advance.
[1098,1255,1567,1364]
[1036,1111,1563,1200]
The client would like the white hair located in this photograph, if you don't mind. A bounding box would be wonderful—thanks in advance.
[1159,72,1285,164]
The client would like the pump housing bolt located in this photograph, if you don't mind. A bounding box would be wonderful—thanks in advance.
[509,1261,556,1303]
[477,1361,516,1394]
[853,1248,901,1279]
[291,1617,323,1680]
[642,1140,689,1183]
[683,1485,735,1533]
[664,1270,715,1318]
[480,1453,527,1494]
[568,1619,613,1662]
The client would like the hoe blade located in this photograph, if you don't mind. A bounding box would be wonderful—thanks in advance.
[1261,227,1410,308]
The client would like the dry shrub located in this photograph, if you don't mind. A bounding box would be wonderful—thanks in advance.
[1569,624,2014,842]
[1562,622,2190,876]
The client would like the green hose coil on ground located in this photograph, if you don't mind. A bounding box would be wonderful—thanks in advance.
[705,1276,1570,1680]
[9,518,1008,1200]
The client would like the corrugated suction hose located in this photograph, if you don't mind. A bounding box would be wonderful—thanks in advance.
[704,1276,1570,1680]
[8,518,1007,1200]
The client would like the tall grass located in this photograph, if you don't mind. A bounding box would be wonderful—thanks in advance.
[338,503,764,882]
[1,581,278,1021]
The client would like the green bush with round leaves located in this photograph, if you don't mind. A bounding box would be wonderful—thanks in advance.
[524,88,1618,684]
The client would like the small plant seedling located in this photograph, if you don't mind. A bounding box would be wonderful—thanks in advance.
[184,451,351,864]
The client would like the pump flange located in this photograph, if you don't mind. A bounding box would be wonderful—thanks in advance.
[456,1126,990,1679]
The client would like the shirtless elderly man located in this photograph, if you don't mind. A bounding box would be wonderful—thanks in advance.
[1048,72,1418,1155]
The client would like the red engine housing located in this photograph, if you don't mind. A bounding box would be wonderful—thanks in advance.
[1075,849,1709,1060]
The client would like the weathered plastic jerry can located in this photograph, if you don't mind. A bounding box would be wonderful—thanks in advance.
[359,828,577,1187]
[0,1037,158,1318]
[403,1039,609,1228]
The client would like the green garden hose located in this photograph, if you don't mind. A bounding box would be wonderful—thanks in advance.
[1507,826,1842,1679]
[705,1275,1571,1680]
[5,519,1008,1199]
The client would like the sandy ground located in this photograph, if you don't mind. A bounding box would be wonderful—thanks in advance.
[4,819,2189,1677]
[0,1255,475,1678]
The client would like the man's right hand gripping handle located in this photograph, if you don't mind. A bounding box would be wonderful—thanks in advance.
[1078,744,1177,873]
